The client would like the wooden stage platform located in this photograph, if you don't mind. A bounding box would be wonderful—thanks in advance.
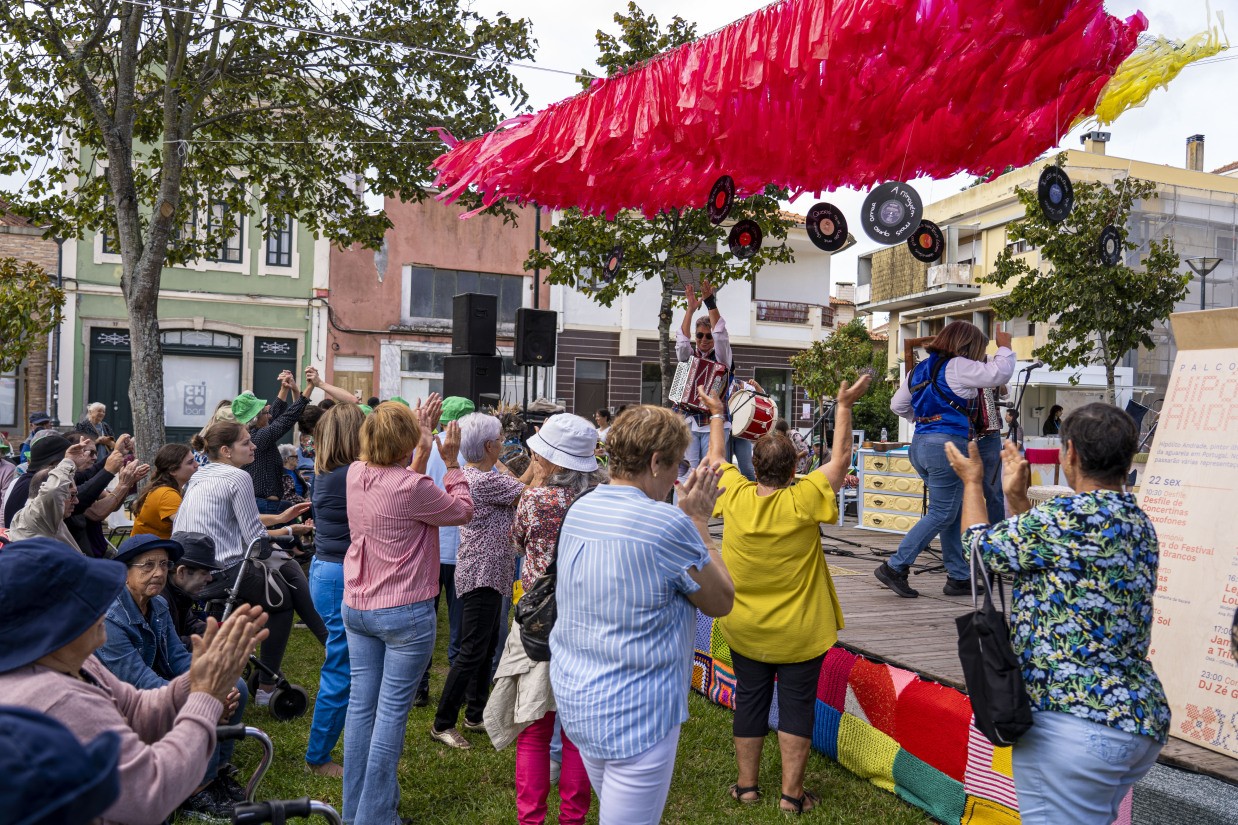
[759,520,1238,786]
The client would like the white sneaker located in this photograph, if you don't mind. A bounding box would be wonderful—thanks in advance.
[255,688,274,708]
[549,758,561,785]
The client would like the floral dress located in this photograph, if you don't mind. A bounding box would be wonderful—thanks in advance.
[964,490,1170,742]
[512,486,573,592]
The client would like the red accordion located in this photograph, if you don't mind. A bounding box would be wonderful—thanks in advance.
[669,356,729,413]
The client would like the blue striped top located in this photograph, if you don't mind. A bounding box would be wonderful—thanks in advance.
[549,483,711,760]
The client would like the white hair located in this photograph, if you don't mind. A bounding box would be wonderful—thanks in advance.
[457,412,501,463]
[278,443,298,462]
[88,402,107,413]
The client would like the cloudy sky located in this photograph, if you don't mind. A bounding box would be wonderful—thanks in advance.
[472,0,1238,292]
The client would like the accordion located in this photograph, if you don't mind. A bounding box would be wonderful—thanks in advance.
[669,356,729,413]
[974,387,1002,434]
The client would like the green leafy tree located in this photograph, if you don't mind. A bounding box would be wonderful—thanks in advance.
[528,3,796,401]
[0,1,532,456]
[0,258,65,372]
[983,156,1188,403]
[791,319,895,441]
[851,350,898,440]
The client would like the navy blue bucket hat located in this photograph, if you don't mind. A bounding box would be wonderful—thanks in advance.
[0,705,121,825]
[0,538,127,672]
[114,533,184,567]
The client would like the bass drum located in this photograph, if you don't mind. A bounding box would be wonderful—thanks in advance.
[729,390,777,441]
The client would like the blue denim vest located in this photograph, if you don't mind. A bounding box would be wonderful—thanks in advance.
[98,589,193,690]
[909,354,972,437]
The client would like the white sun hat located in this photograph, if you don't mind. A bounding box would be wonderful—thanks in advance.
[526,413,600,473]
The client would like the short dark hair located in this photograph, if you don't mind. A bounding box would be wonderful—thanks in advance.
[1006,409,1019,421]
[319,399,336,410]
[753,433,797,488]
[774,418,790,434]
[366,396,380,408]
[595,408,613,424]
[1059,402,1137,486]
[299,404,324,437]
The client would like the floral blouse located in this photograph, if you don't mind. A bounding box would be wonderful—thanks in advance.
[455,467,526,596]
[964,490,1170,743]
[512,486,573,592]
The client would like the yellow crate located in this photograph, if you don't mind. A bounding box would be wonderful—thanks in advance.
[862,454,915,475]
[864,474,924,495]
[863,492,923,513]
[861,510,920,532]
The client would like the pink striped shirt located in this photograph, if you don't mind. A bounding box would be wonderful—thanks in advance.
[344,462,473,611]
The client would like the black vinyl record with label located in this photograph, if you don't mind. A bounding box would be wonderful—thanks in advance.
[861,181,922,244]
[602,246,623,281]
[1038,166,1074,223]
[907,220,944,263]
[1098,225,1121,266]
[707,175,735,225]
[806,202,849,252]
[728,219,763,259]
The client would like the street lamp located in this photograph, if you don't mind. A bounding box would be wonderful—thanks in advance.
[1186,256,1223,312]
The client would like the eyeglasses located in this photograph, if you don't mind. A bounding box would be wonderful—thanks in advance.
[695,332,713,340]
[131,560,172,573]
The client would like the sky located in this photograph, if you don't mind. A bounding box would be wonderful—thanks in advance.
[469,0,1238,295]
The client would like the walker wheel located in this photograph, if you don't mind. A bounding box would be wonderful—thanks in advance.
[269,684,309,721]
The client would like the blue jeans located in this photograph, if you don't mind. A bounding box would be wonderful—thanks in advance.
[890,432,970,580]
[729,436,755,481]
[342,599,437,825]
[677,429,712,484]
[306,559,350,766]
[204,677,248,783]
[1012,710,1162,825]
[976,434,1006,524]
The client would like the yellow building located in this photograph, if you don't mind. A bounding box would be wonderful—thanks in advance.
[856,135,1238,438]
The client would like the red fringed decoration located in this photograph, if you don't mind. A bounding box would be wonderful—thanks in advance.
[430,0,1145,219]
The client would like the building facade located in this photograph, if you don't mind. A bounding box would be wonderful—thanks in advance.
[0,210,57,439]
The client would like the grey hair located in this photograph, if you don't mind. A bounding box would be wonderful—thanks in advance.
[458,412,501,463]
[277,443,298,462]
[545,464,609,497]
[694,315,712,330]
[88,402,107,413]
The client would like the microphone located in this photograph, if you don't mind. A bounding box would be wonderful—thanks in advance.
[1021,360,1044,371]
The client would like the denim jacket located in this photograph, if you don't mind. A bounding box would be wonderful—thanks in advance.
[98,589,193,690]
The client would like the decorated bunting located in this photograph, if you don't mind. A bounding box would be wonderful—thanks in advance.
[430,0,1145,219]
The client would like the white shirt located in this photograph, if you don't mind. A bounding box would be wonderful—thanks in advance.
[890,348,1017,423]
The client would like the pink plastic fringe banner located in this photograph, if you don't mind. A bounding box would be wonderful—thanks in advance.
[430,0,1145,219]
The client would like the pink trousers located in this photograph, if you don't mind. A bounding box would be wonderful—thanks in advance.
[516,712,591,825]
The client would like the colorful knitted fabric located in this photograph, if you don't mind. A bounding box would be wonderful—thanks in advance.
[893,748,968,824]
[812,700,842,761]
[847,656,900,737]
[709,620,733,668]
[692,651,713,695]
[817,646,857,709]
[693,612,713,654]
[894,680,973,782]
[709,659,736,709]
[963,719,1019,810]
[837,712,900,793]
[962,795,1021,825]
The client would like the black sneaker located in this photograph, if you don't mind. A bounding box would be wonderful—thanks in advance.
[943,577,987,597]
[212,771,246,804]
[874,562,919,598]
[180,784,234,821]
[413,687,430,707]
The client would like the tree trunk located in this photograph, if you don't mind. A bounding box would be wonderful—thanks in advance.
[1104,361,1117,406]
[125,277,166,463]
[659,270,676,406]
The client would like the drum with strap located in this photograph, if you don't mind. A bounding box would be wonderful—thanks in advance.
[729,390,777,441]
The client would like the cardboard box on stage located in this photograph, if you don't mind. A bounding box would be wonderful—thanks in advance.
[1141,307,1238,762]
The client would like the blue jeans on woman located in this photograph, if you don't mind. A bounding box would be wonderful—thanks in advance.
[342,599,437,825]
[305,558,349,767]
[1012,710,1161,825]
[729,435,755,481]
[889,432,970,580]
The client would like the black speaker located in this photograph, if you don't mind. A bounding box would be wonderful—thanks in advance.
[443,355,502,407]
[452,293,497,355]
[514,308,558,367]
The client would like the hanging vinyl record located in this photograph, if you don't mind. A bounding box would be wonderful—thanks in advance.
[861,181,922,244]
[728,220,763,259]
[602,245,623,282]
[1098,225,1121,266]
[806,202,849,252]
[907,220,944,263]
[707,175,735,225]
[1038,166,1074,223]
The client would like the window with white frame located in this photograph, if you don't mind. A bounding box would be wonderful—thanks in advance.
[265,212,294,267]
[0,371,16,428]
[205,202,244,264]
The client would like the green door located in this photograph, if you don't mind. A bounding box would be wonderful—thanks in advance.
[87,329,134,435]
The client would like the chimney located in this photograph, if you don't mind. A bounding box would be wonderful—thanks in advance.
[1187,134,1205,171]
[1080,131,1110,155]
[834,282,855,303]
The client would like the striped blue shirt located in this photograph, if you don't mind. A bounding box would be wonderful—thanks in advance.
[549,484,710,760]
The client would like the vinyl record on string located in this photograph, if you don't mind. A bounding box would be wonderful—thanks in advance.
[907,220,944,263]
[728,220,763,259]
[861,181,922,245]
[1038,166,1074,223]
[806,202,849,252]
[707,175,735,225]
[602,246,623,282]
[1098,225,1121,266]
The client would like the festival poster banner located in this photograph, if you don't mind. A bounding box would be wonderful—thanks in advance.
[1142,308,1238,760]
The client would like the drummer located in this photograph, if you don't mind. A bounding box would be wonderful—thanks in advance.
[675,281,733,484]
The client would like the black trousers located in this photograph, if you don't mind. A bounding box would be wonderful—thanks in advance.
[433,586,502,731]
[731,649,826,740]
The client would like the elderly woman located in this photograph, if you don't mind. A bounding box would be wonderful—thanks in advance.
[74,402,116,453]
[675,281,733,484]
[551,406,734,825]
[944,403,1169,825]
[701,376,869,814]
[177,420,325,704]
[343,403,471,825]
[879,320,1015,598]
[131,443,198,540]
[0,537,267,825]
[97,533,248,818]
[431,412,529,748]
[484,414,602,825]
[7,442,88,551]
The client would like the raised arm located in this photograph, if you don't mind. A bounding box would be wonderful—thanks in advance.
[250,374,308,451]
[678,463,734,618]
[821,375,871,493]
[700,386,728,466]
[305,366,359,405]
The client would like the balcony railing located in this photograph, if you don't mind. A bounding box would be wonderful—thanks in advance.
[927,263,975,287]
[755,300,834,327]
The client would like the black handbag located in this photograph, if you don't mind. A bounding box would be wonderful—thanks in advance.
[514,491,589,662]
[956,536,1033,746]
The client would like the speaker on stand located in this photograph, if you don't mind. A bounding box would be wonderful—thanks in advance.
[515,308,558,416]
[452,293,497,355]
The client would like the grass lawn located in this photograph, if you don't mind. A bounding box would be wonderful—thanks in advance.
[220,618,929,825]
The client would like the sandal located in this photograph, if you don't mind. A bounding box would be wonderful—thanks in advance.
[780,789,820,815]
[729,783,761,804]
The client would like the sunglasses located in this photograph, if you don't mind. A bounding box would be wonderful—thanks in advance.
[695,332,713,340]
